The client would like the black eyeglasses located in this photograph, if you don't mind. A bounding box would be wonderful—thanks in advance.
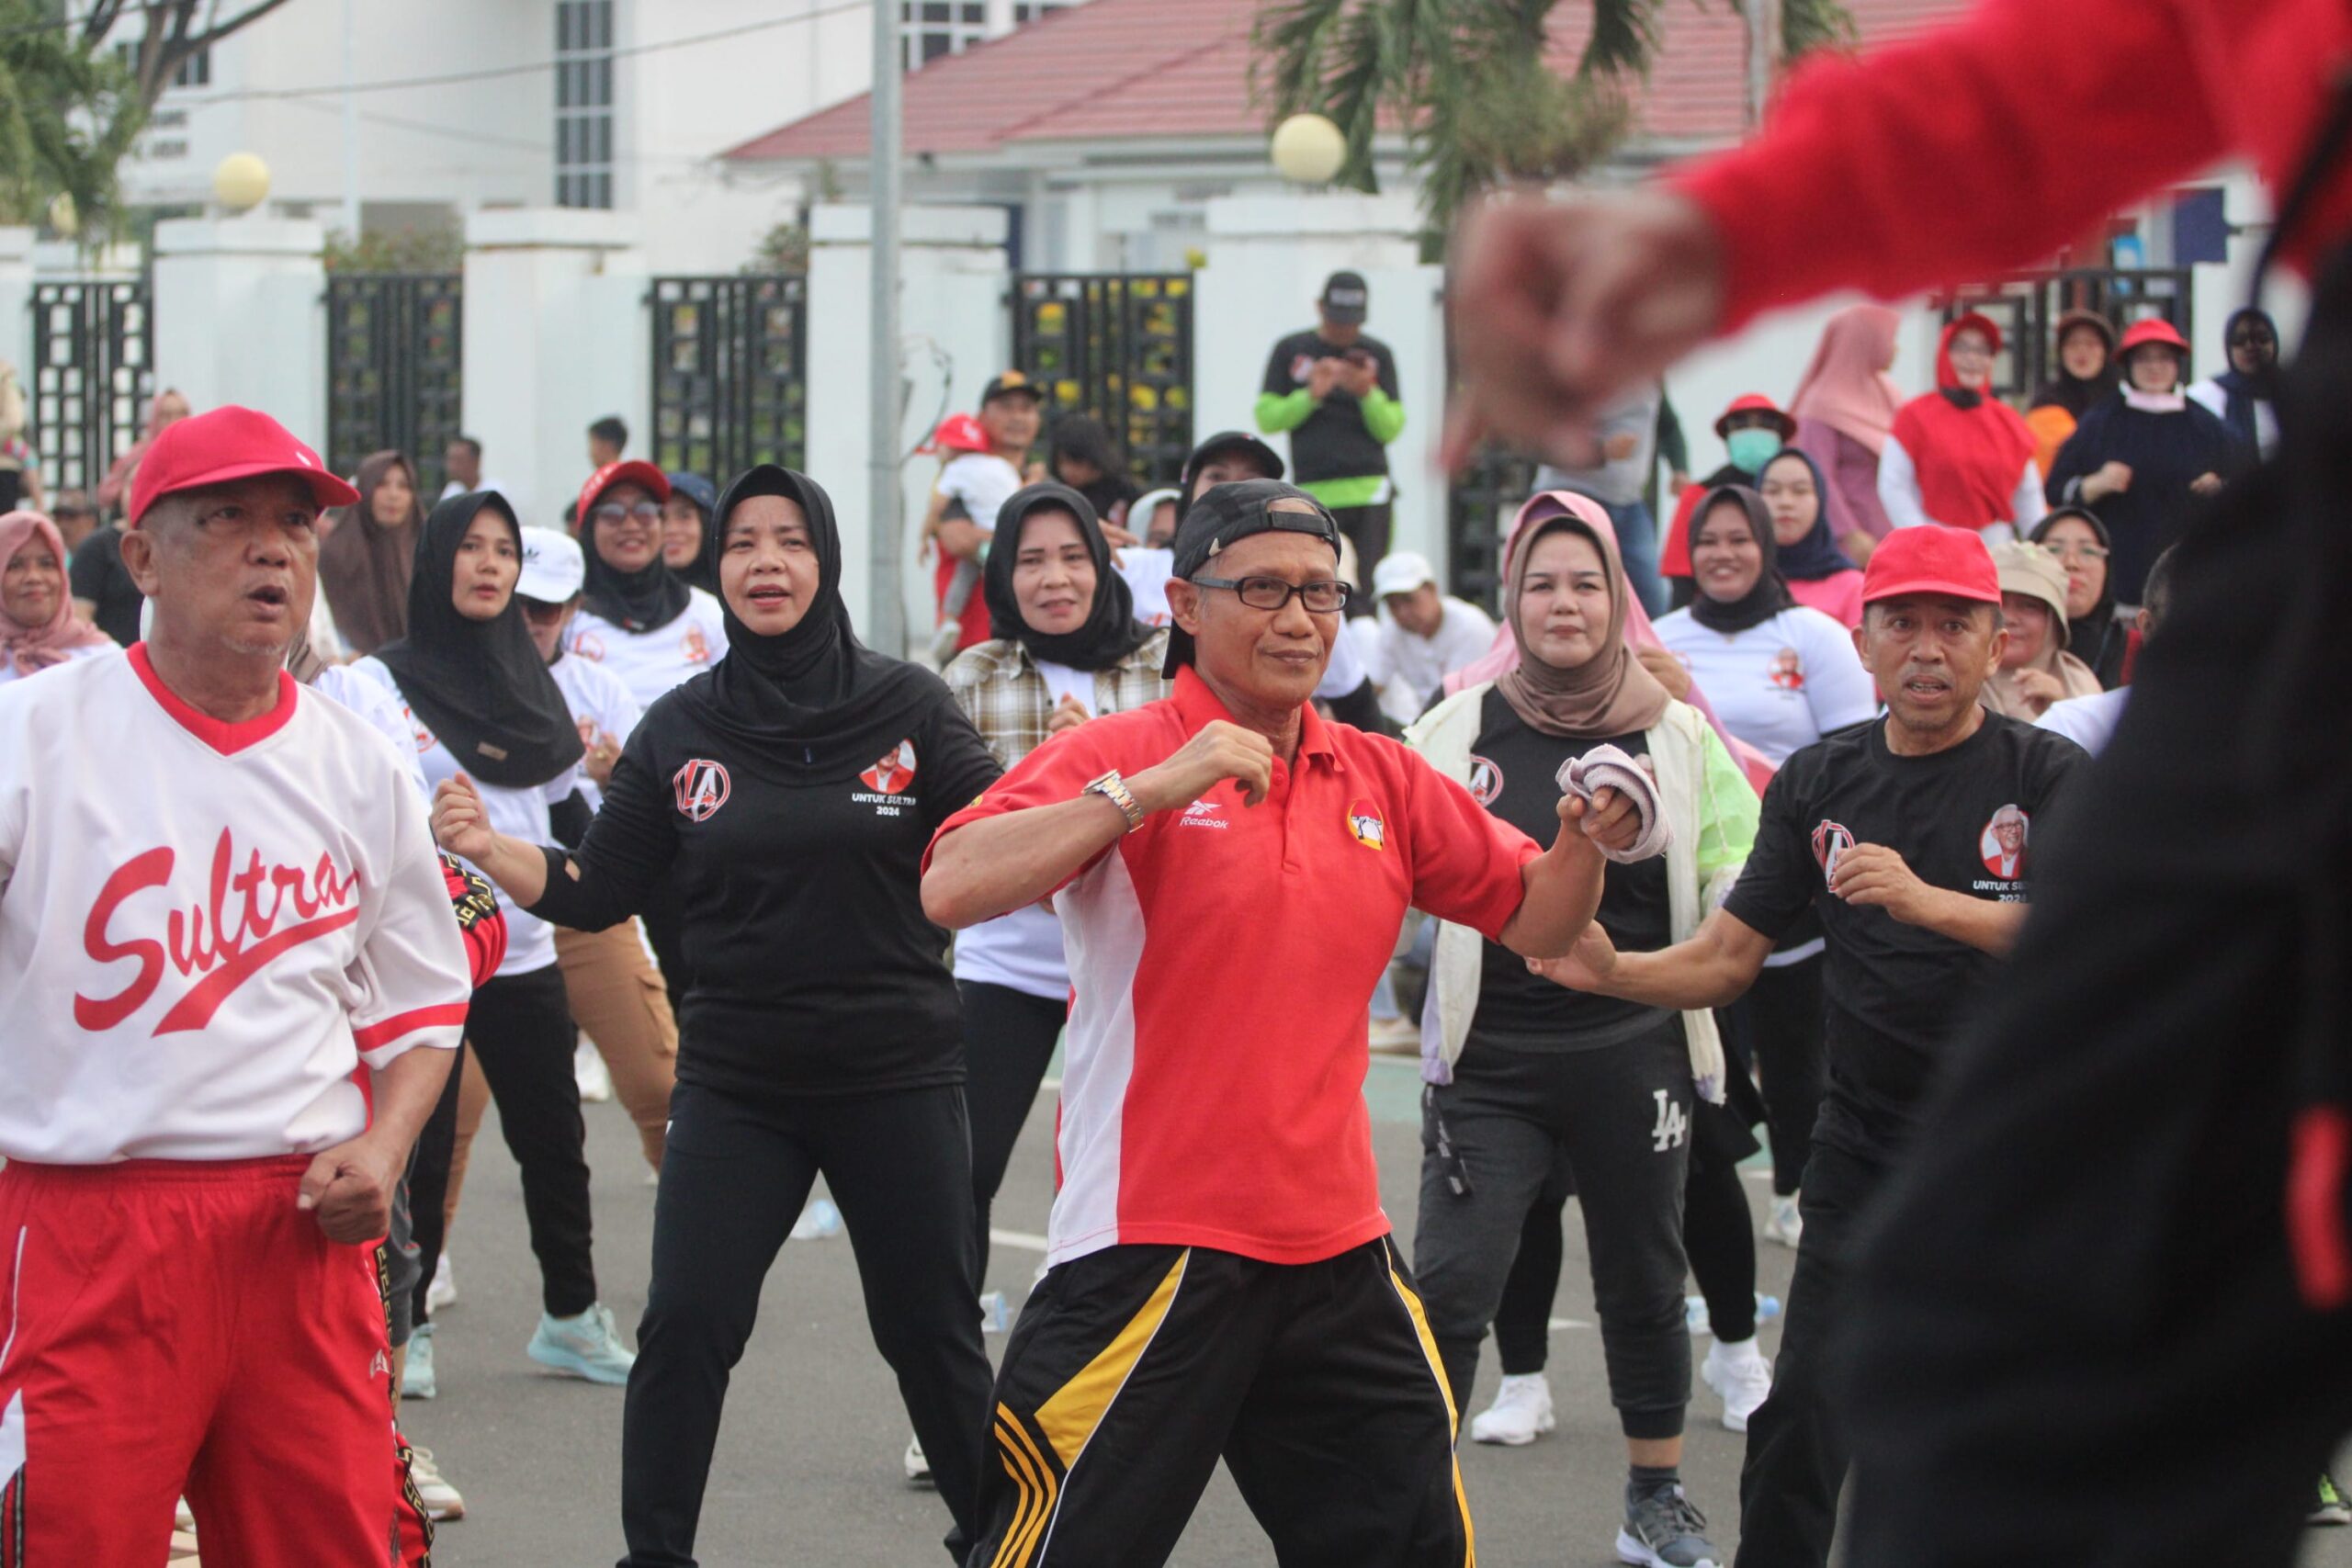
[2230,331,2277,348]
[1192,575,1352,614]
[592,501,662,526]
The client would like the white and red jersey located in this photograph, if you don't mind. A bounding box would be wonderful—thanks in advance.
[929,668,1539,1268]
[565,588,729,711]
[0,646,469,1164]
[548,649,641,815]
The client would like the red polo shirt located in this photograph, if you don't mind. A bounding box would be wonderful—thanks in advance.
[929,667,1540,1267]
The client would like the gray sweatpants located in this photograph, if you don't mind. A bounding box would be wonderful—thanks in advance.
[1410,1016,1694,1439]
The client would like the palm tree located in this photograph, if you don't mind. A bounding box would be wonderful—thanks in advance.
[1252,0,1853,254]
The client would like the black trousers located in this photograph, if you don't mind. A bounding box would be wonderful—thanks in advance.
[409,964,597,1322]
[1738,957,1827,1198]
[1490,1095,1758,1378]
[620,1079,991,1568]
[1330,500,1394,617]
[1734,1134,1885,1568]
[1838,324,2352,1559]
[958,979,1065,1286]
[1413,1025,1693,1439]
[969,1238,1471,1568]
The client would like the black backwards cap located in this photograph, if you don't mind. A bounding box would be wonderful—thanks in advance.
[1160,479,1343,679]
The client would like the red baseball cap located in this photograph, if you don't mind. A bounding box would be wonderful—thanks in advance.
[2118,317,2189,355]
[1860,525,2001,607]
[1713,392,1797,442]
[575,460,671,530]
[127,406,360,525]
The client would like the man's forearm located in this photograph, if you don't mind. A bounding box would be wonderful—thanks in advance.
[1911,890,2029,955]
[1499,838,1604,959]
[923,794,1129,930]
[1595,933,1758,1012]
[364,1043,458,1156]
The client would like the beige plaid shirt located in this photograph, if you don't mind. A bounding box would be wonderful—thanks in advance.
[943,630,1174,772]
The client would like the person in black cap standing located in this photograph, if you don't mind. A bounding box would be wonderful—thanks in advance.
[924,478,1642,1567]
[1258,272,1406,611]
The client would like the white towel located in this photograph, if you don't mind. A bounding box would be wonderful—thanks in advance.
[1555,744,1672,863]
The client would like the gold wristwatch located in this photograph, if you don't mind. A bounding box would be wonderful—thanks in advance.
[1083,769,1145,833]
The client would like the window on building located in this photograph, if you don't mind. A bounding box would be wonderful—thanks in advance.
[902,1,1080,72]
[111,40,209,87]
[554,0,615,210]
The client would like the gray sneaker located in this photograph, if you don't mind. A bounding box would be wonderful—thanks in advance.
[1616,1483,1722,1568]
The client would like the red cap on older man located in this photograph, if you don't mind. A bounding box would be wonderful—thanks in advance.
[1860,525,2001,606]
[127,406,359,525]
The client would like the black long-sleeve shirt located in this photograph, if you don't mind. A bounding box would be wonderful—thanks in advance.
[529,675,1002,1099]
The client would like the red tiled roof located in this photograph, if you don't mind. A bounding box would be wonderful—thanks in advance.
[723,0,1976,164]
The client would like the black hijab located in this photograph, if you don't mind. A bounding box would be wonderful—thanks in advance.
[2028,505,2129,687]
[1757,446,1855,581]
[580,473,692,632]
[1049,416,1141,521]
[666,471,722,595]
[2210,307,2280,448]
[983,482,1152,671]
[375,491,584,789]
[679,464,952,783]
[1687,485,1794,635]
[2029,310,2120,419]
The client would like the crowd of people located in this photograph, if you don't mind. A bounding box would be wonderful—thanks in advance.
[0,0,2339,1555]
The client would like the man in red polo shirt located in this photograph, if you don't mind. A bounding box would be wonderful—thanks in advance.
[923,479,1641,1566]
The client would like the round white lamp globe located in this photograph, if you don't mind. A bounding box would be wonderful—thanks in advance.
[1270,113,1347,185]
[46,192,77,237]
[213,152,271,213]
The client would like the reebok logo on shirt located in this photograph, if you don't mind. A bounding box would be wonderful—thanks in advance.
[1178,799,1228,829]
[75,830,364,1035]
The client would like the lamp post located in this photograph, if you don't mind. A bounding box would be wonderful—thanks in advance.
[213,152,271,215]
[1270,113,1347,185]
[868,0,906,652]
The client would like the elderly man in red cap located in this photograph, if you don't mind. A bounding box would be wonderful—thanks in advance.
[1529,525,2087,1568]
[0,406,471,1564]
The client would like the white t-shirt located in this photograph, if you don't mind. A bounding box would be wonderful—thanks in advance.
[939,452,1024,533]
[2036,685,2127,759]
[1652,605,1879,765]
[0,640,118,687]
[548,650,642,814]
[442,476,511,503]
[346,657,579,978]
[1367,597,1498,726]
[566,587,729,711]
[1110,550,1367,702]
[312,663,428,798]
[0,650,469,1163]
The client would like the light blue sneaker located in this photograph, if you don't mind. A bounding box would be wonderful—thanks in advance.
[402,1322,437,1400]
[527,1303,635,1385]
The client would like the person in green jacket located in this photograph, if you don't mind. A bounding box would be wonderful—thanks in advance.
[1256,270,1405,615]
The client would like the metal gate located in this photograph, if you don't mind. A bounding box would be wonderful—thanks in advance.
[325,274,464,496]
[1445,447,1535,615]
[1010,274,1193,486]
[1939,266,2196,402]
[29,280,153,502]
[648,274,808,480]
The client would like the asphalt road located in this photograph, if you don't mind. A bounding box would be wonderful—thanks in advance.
[409,1053,2352,1568]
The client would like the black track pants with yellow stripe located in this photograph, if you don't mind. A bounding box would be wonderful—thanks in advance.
[969,1237,1475,1568]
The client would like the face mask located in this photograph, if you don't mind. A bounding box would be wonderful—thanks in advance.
[1725,428,1782,476]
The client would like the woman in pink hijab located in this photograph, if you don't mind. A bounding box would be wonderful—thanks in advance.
[1787,305,1904,561]
[0,510,115,685]
[1449,491,1778,794]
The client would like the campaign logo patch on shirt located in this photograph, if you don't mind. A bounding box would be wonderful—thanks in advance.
[859,740,918,796]
[1347,798,1386,852]
[1977,804,2030,885]
[680,626,712,666]
[1811,818,1854,884]
[1290,352,1317,384]
[573,630,606,661]
[1769,649,1805,691]
[1465,755,1504,807]
[673,759,731,822]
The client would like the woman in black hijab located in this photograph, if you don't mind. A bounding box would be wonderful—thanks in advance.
[2029,505,2131,687]
[1685,485,1795,635]
[1047,413,1142,535]
[943,482,1165,1295]
[350,492,636,1395]
[432,467,1002,1567]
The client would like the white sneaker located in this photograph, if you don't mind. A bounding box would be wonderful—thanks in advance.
[402,1323,437,1400]
[1367,1015,1420,1055]
[575,1040,614,1102]
[1766,1194,1803,1249]
[408,1445,467,1521]
[904,1434,933,1485]
[1701,1337,1773,1434]
[1467,1371,1555,1446]
[426,1252,457,1313]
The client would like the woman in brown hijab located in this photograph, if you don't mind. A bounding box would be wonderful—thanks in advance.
[319,449,424,655]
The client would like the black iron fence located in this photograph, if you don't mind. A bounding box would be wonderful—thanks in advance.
[325,273,464,496]
[1445,447,1536,616]
[1939,266,2197,402]
[1010,273,1193,487]
[648,274,808,481]
[29,279,152,502]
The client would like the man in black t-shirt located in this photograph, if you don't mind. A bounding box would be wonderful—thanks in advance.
[69,513,143,646]
[1530,526,2085,1568]
[1255,271,1404,610]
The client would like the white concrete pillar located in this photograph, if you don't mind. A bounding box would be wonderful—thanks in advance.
[152,217,329,451]
[1194,192,1447,579]
[806,202,1008,647]
[461,208,647,529]
[0,228,33,406]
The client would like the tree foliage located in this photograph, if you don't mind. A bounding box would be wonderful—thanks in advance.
[1253,0,1854,252]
